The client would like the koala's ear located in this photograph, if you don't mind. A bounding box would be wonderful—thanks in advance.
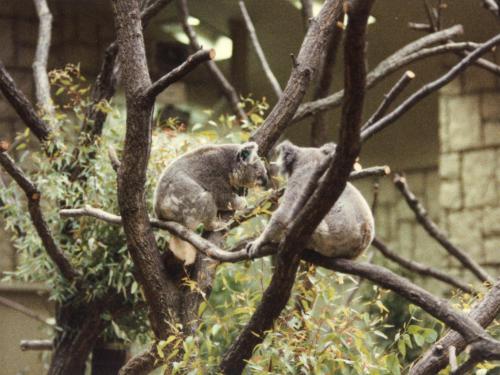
[237,142,258,162]
[320,142,336,155]
[276,140,297,175]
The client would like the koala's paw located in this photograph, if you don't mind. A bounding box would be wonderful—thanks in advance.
[245,239,262,259]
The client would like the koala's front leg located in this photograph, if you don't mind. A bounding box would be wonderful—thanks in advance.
[229,194,247,211]
[246,206,289,258]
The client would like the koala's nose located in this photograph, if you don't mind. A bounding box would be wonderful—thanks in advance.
[258,174,269,188]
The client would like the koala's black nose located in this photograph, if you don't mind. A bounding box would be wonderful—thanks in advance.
[258,175,269,188]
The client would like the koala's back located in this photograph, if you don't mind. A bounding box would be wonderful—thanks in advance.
[154,145,238,227]
[310,182,374,258]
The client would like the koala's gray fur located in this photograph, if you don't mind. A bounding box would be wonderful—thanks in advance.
[248,140,374,259]
[154,142,268,265]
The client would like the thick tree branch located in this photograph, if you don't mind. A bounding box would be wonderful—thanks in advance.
[361,70,415,131]
[239,1,282,99]
[303,253,500,348]
[112,0,181,339]
[361,34,500,142]
[393,174,494,284]
[143,49,214,102]
[293,25,465,123]
[176,0,248,122]
[250,0,343,155]
[0,62,51,142]
[310,22,343,146]
[372,238,475,294]
[0,149,78,281]
[220,2,373,372]
[32,0,54,115]
[410,281,500,375]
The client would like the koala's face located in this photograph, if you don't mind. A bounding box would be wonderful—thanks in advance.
[230,142,269,188]
[275,140,336,178]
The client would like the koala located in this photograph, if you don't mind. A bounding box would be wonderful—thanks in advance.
[154,142,268,265]
[247,140,374,259]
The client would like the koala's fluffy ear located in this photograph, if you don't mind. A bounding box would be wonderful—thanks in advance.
[276,140,297,176]
[237,142,258,162]
[320,142,336,155]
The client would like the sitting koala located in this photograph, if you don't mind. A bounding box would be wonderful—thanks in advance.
[247,140,374,259]
[154,142,268,265]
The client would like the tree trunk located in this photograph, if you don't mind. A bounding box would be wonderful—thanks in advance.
[47,302,106,375]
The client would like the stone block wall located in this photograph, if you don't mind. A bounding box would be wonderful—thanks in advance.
[439,68,500,274]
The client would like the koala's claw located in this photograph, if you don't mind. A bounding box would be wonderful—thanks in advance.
[245,241,259,259]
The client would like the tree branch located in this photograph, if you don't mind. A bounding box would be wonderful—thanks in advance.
[239,1,282,99]
[112,0,182,340]
[310,21,343,146]
[392,174,493,284]
[372,238,475,294]
[361,70,415,131]
[0,295,53,327]
[249,0,343,155]
[410,281,500,375]
[0,62,51,142]
[481,0,500,17]
[20,340,53,351]
[118,345,161,375]
[292,25,465,123]
[361,34,500,142]
[32,0,54,116]
[0,149,78,281]
[220,1,373,372]
[300,0,313,31]
[176,0,248,122]
[143,49,214,102]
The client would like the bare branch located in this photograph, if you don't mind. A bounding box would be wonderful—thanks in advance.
[108,145,121,172]
[20,340,53,351]
[361,70,415,131]
[293,25,465,123]
[176,0,248,122]
[239,1,282,99]
[249,0,343,155]
[141,0,175,28]
[310,22,343,146]
[481,0,500,17]
[0,62,51,142]
[144,49,215,102]
[411,281,500,375]
[372,238,475,294]
[361,34,500,142]
[32,0,54,115]
[392,174,494,284]
[0,296,53,327]
[0,149,78,281]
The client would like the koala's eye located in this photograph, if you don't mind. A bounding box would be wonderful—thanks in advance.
[240,150,251,160]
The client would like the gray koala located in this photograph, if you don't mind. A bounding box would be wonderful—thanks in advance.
[154,142,268,265]
[247,140,374,258]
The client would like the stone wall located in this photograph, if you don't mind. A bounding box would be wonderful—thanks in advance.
[438,67,500,275]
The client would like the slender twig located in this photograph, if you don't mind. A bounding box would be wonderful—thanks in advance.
[372,238,475,294]
[239,1,282,99]
[449,346,458,372]
[32,0,54,116]
[409,22,433,32]
[410,282,500,375]
[0,150,78,281]
[0,296,53,327]
[393,174,494,284]
[0,62,51,142]
[144,49,215,102]
[108,145,121,172]
[176,0,248,122]
[423,0,438,32]
[20,340,53,351]
[361,34,500,142]
[292,25,465,123]
[481,0,500,17]
[361,70,415,131]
